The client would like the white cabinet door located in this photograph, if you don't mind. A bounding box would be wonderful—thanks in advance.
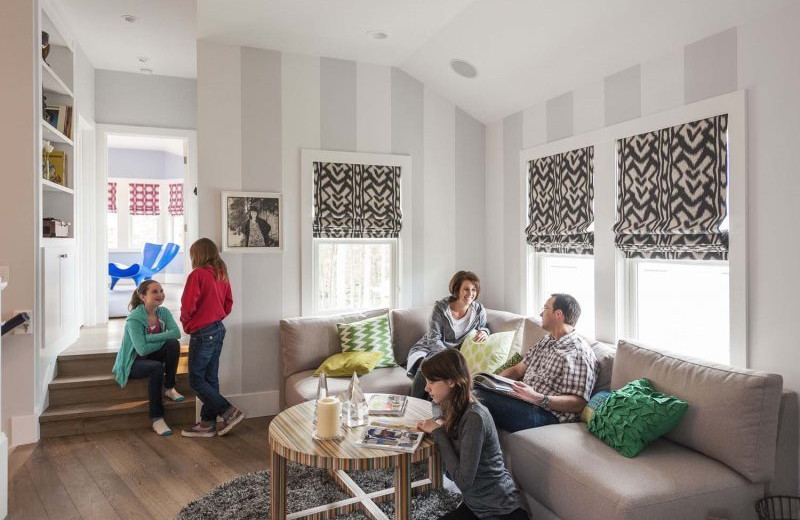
[42,245,76,350]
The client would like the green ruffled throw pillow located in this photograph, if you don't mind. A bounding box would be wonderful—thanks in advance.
[314,351,383,377]
[337,314,396,368]
[587,378,688,458]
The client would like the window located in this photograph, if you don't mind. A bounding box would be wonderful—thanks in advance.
[531,252,595,337]
[171,214,184,247]
[107,213,118,250]
[129,215,159,250]
[314,239,396,314]
[629,259,729,363]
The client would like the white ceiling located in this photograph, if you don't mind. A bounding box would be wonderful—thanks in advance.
[60,0,794,123]
[107,135,184,155]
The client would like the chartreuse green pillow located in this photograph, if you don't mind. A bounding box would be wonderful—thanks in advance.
[494,352,523,375]
[314,351,383,377]
[337,314,397,368]
[460,330,516,374]
[587,378,689,458]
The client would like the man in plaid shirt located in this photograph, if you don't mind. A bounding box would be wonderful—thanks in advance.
[475,293,597,432]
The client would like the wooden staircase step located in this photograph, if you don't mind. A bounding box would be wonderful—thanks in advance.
[47,372,194,407]
[56,345,189,377]
[40,398,196,438]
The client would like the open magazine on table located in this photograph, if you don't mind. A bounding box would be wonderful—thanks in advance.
[473,372,527,400]
[352,425,424,453]
[368,394,408,416]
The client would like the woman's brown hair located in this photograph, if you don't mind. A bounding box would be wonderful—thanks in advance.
[448,270,481,301]
[128,280,160,311]
[420,349,474,437]
[189,238,229,281]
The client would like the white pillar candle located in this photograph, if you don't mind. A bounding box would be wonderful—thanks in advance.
[316,396,341,438]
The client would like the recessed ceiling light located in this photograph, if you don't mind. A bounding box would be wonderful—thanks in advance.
[137,56,149,64]
[450,59,478,79]
[139,68,153,75]
[366,30,389,40]
[121,14,138,24]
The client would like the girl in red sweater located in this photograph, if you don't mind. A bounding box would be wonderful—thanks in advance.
[180,238,245,437]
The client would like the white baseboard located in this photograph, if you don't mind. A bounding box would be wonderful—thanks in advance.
[193,390,280,421]
[9,415,38,447]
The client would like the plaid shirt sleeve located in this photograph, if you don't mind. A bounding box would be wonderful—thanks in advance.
[557,346,597,402]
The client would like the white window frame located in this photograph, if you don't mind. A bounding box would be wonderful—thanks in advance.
[519,90,746,367]
[108,177,184,253]
[300,149,413,316]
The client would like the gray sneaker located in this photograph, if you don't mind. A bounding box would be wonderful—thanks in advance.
[181,422,216,438]
[217,407,246,436]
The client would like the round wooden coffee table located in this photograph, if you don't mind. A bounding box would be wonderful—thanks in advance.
[269,396,442,520]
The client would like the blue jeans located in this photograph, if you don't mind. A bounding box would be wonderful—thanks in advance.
[188,322,232,423]
[474,388,558,432]
[129,338,180,419]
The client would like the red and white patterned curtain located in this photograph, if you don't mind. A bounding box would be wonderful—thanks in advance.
[129,183,160,216]
[168,183,184,216]
[107,182,117,213]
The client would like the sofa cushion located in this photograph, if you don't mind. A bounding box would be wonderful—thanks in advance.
[583,337,615,392]
[285,367,412,407]
[338,314,396,367]
[505,422,764,520]
[611,339,783,483]
[485,309,526,355]
[280,309,388,376]
[313,351,383,377]
[461,331,515,374]
[588,378,689,457]
[389,307,431,366]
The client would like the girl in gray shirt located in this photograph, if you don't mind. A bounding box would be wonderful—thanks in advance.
[417,349,528,520]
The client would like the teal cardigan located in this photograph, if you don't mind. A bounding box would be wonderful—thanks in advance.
[112,305,181,387]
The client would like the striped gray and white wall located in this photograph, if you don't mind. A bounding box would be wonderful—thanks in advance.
[486,3,800,488]
[197,43,485,407]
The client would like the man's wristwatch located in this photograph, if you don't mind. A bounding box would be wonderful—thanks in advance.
[540,394,551,410]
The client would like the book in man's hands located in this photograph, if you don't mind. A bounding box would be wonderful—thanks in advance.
[473,372,526,400]
[353,425,424,453]
[368,394,408,416]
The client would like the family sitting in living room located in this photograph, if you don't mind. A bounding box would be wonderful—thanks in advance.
[409,270,597,520]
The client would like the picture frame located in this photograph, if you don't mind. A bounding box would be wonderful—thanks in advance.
[221,191,282,252]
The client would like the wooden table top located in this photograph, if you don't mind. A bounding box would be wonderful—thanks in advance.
[269,396,437,470]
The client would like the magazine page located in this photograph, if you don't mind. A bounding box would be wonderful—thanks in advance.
[473,372,515,393]
[368,394,408,416]
[353,426,423,453]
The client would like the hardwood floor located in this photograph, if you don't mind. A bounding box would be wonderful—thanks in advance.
[8,416,273,520]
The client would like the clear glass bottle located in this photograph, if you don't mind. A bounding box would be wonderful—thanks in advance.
[312,372,328,425]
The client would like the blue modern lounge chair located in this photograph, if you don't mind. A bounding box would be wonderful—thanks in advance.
[108,242,180,289]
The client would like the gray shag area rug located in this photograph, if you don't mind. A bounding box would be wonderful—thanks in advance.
[175,461,461,520]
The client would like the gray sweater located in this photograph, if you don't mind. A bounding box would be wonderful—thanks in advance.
[407,298,489,375]
[431,401,521,518]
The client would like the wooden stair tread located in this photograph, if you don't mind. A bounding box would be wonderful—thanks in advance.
[57,344,189,360]
[41,397,194,422]
[51,367,189,388]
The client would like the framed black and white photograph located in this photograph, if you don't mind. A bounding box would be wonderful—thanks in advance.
[221,191,282,252]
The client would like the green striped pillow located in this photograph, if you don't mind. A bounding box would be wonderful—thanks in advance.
[337,314,396,368]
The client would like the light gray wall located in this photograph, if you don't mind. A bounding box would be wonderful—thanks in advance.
[486,2,800,491]
[96,70,196,129]
[108,148,184,179]
[197,43,486,397]
[75,44,95,124]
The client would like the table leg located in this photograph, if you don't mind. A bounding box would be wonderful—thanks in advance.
[428,449,443,489]
[394,454,411,520]
[271,451,287,520]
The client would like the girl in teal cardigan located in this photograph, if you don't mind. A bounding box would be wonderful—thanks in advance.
[112,280,184,436]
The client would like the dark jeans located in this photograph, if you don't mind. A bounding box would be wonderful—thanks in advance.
[188,321,232,423]
[473,388,559,432]
[440,503,529,520]
[128,338,180,419]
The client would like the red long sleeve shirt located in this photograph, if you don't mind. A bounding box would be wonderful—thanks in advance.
[180,265,233,334]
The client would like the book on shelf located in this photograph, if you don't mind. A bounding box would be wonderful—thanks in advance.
[352,425,424,453]
[473,372,526,400]
[368,394,407,416]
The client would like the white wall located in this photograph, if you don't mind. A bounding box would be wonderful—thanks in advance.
[96,70,197,130]
[485,2,800,492]
[196,43,486,406]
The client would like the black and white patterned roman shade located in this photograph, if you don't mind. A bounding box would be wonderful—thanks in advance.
[313,162,402,238]
[525,147,594,255]
[613,114,728,260]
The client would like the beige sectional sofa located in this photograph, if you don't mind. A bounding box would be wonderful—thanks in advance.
[279,307,798,520]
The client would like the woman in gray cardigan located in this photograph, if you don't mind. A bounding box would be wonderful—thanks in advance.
[408,270,489,398]
[417,349,528,520]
